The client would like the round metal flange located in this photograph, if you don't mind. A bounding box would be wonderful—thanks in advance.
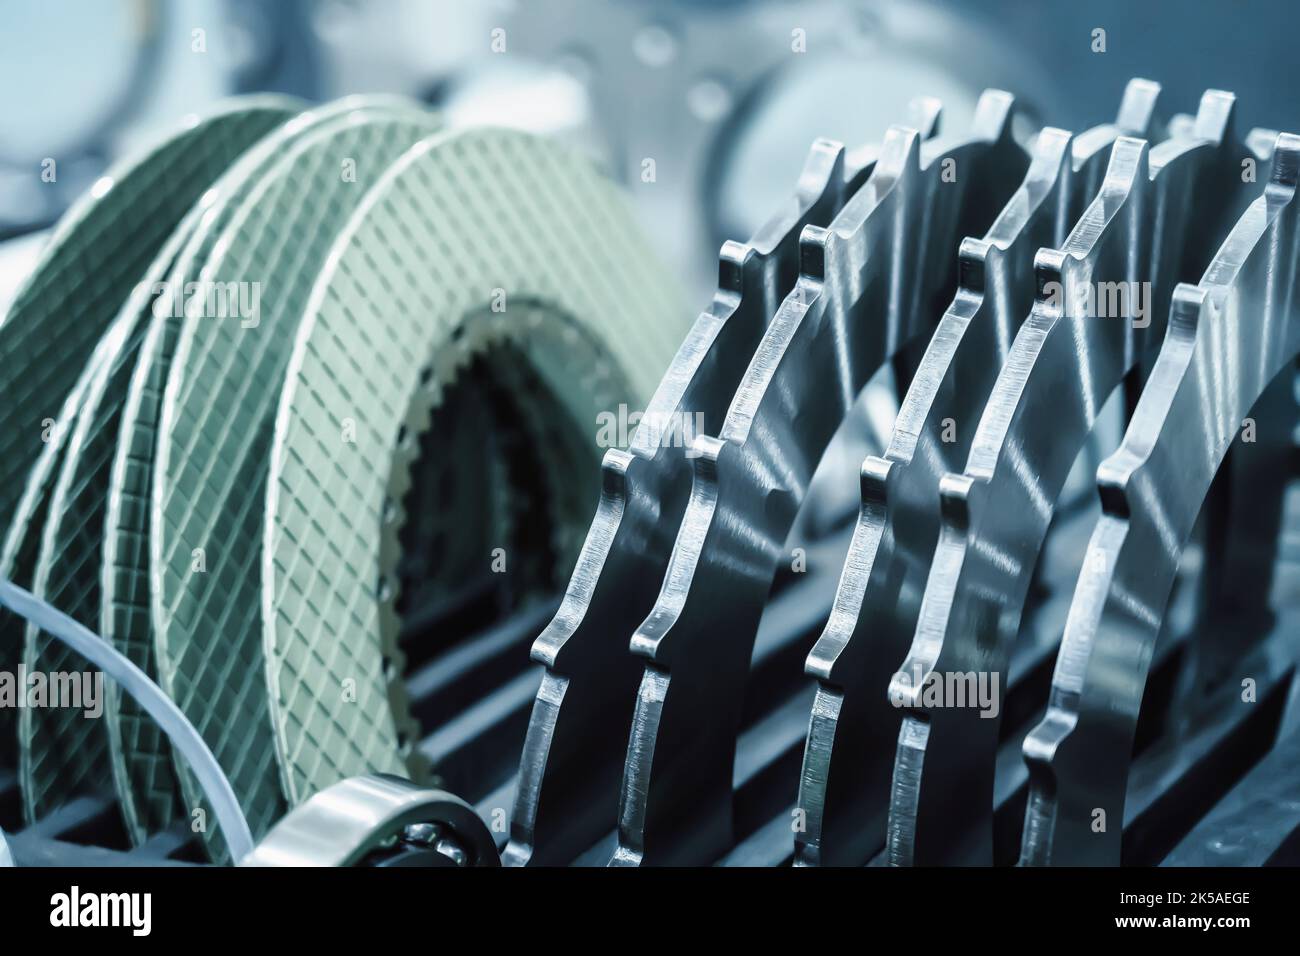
[149,101,440,863]
[262,126,687,808]
[240,773,498,867]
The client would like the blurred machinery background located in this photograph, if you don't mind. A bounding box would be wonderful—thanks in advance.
[8,0,1300,296]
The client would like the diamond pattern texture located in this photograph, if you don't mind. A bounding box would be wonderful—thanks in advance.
[23,103,297,838]
[100,99,383,850]
[151,108,437,862]
[0,100,295,780]
[263,128,687,805]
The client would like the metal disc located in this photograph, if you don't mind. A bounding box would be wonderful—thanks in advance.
[503,127,892,868]
[793,80,1160,868]
[610,93,1026,866]
[1021,132,1300,865]
[886,93,1250,865]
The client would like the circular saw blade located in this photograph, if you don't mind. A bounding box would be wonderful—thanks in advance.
[150,103,440,863]
[262,126,687,809]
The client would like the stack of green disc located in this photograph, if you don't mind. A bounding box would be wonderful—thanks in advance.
[0,99,296,791]
[261,127,688,810]
[146,101,440,862]
[1,96,687,865]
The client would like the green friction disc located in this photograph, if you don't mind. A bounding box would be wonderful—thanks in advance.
[151,102,440,863]
[100,97,404,849]
[262,127,688,807]
[20,99,301,836]
[20,334,141,825]
[0,97,297,781]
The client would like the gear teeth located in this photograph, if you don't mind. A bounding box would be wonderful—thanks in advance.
[906,96,944,139]
[884,92,1267,866]
[504,116,944,867]
[1021,132,1300,866]
[376,313,602,785]
[1115,78,1163,134]
[609,92,1031,867]
[376,321,516,783]
[794,81,1157,868]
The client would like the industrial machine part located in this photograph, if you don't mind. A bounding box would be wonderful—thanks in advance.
[240,773,499,867]
[150,100,440,862]
[1022,134,1300,866]
[503,101,941,867]
[262,124,687,811]
[98,96,382,849]
[0,98,296,788]
[609,91,1028,867]
[0,91,691,867]
[2,65,1300,872]
[511,82,1300,868]
[796,79,1161,868]
[886,89,1260,866]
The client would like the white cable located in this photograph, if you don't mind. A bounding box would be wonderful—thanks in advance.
[0,578,254,861]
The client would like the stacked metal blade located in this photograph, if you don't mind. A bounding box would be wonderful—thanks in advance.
[504,78,1300,867]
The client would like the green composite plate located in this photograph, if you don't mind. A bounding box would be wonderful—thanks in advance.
[19,99,304,836]
[99,97,399,850]
[150,102,440,862]
[261,127,688,807]
[0,98,296,783]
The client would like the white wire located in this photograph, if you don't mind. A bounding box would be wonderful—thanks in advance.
[0,577,254,861]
